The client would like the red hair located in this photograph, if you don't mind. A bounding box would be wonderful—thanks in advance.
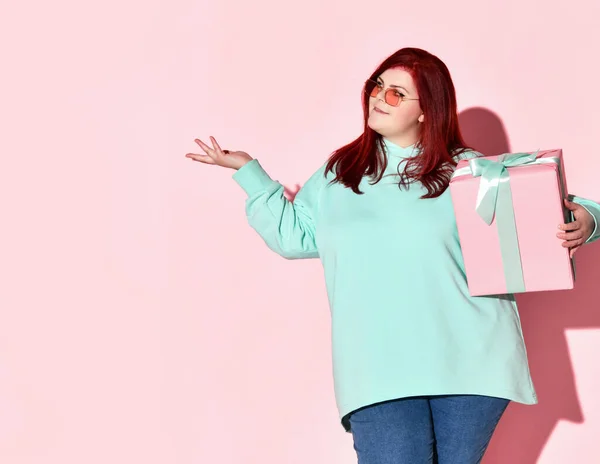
[324,47,471,198]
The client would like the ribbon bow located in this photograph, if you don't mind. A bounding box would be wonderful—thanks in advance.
[468,151,540,225]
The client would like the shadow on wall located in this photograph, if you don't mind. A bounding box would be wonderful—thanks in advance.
[459,107,600,464]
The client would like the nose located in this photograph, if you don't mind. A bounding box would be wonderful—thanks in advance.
[375,89,386,104]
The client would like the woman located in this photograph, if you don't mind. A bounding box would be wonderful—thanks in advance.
[186,48,600,463]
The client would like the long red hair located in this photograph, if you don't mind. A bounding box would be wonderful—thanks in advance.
[324,47,471,198]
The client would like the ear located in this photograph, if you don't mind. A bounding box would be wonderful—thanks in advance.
[418,113,425,123]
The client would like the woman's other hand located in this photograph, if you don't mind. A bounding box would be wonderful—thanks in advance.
[186,136,253,170]
[557,198,595,258]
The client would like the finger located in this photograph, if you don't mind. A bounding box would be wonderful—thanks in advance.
[195,139,217,158]
[558,221,580,231]
[210,136,226,156]
[186,153,216,164]
[564,198,580,211]
[557,230,584,241]
[561,238,585,248]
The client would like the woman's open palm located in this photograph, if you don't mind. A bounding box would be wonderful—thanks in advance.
[186,136,253,170]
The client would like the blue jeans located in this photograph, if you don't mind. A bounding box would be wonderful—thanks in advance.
[348,395,510,464]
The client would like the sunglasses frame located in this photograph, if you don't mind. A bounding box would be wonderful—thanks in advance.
[364,78,420,107]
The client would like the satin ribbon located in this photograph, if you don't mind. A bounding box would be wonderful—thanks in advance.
[451,150,568,293]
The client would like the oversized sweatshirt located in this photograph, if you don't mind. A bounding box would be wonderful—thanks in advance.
[231,137,600,432]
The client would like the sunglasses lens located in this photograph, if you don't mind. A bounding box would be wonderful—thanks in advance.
[385,89,400,106]
[366,80,401,106]
[367,81,379,97]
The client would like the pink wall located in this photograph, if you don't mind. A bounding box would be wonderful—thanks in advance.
[2,0,599,462]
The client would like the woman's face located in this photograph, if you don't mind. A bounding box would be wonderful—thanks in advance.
[367,67,424,143]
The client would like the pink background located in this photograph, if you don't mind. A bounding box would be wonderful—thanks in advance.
[2,0,600,462]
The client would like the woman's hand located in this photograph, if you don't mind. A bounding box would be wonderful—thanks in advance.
[186,136,253,170]
[557,198,595,258]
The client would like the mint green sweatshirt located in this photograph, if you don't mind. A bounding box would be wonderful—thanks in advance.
[231,138,600,432]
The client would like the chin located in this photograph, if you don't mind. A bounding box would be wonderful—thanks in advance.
[367,122,387,136]
[367,119,383,133]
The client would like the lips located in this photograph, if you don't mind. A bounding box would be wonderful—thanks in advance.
[373,107,388,114]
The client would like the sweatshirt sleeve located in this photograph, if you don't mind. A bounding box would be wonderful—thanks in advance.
[569,194,600,244]
[231,158,327,259]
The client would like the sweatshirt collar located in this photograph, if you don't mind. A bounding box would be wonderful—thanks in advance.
[382,137,420,159]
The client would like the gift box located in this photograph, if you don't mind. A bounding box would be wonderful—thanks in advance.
[449,149,576,296]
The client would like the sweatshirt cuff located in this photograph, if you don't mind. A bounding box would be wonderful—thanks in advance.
[579,203,599,244]
[232,159,279,196]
